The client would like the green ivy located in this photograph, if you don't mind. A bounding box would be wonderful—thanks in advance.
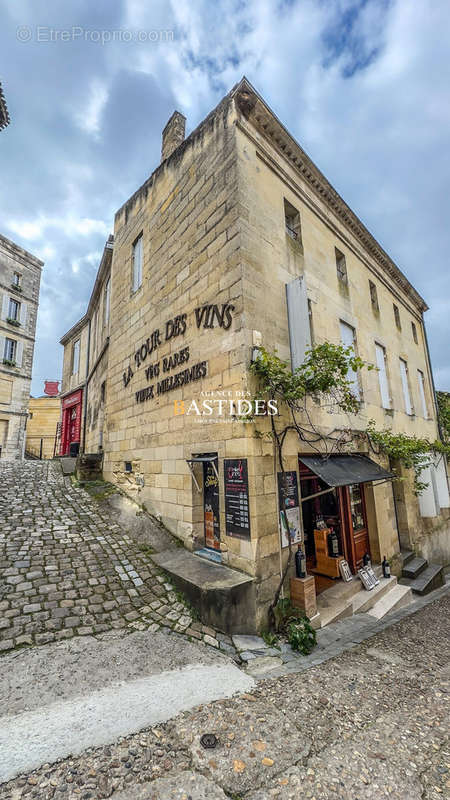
[286,618,317,655]
[437,391,450,443]
[366,420,449,494]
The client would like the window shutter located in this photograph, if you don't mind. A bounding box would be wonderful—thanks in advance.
[340,321,360,399]
[286,276,311,371]
[0,335,5,360]
[399,359,413,414]
[375,344,390,409]
[20,302,27,326]
[1,295,8,320]
[16,341,23,367]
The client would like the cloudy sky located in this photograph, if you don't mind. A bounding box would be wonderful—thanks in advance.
[0,0,449,396]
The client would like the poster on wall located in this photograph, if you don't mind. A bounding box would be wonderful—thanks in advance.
[224,459,251,539]
[203,459,221,551]
[277,470,302,548]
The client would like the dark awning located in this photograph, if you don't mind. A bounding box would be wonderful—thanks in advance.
[299,454,393,487]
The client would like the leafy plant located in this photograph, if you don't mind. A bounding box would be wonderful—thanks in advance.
[262,631,279,647]
[2,359,16,367]
[286,617,317,655]
[6,317,20,327]
[437,391,450,443]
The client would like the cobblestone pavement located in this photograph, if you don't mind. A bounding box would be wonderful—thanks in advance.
[0,461,230,654]
[1,592,448,799]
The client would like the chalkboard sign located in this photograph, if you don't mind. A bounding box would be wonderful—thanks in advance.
[277,470,302,548]
[224,458,251,539]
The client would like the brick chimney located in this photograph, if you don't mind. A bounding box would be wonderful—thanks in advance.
[161,111,186,162]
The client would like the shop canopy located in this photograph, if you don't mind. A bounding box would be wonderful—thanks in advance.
[299,454,393,488]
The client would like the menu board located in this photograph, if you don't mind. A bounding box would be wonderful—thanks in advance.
[224,459,250,539]
[277,470,302,548]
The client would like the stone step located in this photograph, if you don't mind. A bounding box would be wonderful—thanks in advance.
[400,563,444,595]
[317,598,353,628]
[402,556,428,580]
[317,564,382,608]
[367,584,413,620]
[352,575,398,614]
[400,550,415,566]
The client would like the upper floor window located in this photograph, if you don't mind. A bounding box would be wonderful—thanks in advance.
[8,298,20,321]
[375,343,391,410]
[132,235,143,292]
[12,272,21,287]
[104,277,111,325]
[72,339,80,375]
[369,280,379,311]
[339,320,361,400]
[411,321,418,344]
[417,369,428,418]
[393,304,401,330]
[335,248,348,284]
[284,199,301,243]
[3,337,16,363]
[399,358,413,415]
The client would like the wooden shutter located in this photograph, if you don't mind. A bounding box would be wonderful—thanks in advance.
[16,341,23,367]
[1,295,8,320]
[20,302,27,326]
[0,335,5,360]
[286,276,311,371]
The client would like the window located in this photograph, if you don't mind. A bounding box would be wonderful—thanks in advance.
[411,321,418,344]
[417,370,428,418]
[393,304,401,330]
[369,280,379,311]
[101,381,106,403]
[132,235,143,292]
[340,320,361,399]
[307,299,314,344]
[104,277,111,325]
[72,339,80,375]
[4,338,16,363]
[399,358,413,415]
[284,199,301,243]
[12,272,21,287]
[8,298,20,321]
[335,248,348,283]
[375,343,391,409]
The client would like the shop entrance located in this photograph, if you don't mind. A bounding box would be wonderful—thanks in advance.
[299,460,370,575]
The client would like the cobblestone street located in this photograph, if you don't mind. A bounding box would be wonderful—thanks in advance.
[0,461,225,653]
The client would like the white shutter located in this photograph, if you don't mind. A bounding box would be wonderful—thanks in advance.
[417,370,428,418]
[0,335,5,360]
[16,341,23,367]
[20,302,27,327]
[340,321,360,399]
[286,276,311,370]
[1,295,8,321]
[375,344,390,409]
[399,359,413,414]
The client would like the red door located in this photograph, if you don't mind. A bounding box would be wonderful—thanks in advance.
[341,483,370,573]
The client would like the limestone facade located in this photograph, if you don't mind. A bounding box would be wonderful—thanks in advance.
[60,79,449,628]
[0,234,42,460]
[26,395,61,459]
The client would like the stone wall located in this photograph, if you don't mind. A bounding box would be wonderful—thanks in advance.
[26,396,60,459]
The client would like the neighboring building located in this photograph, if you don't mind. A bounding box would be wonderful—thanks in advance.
[59,236,113,456]
[0,81,10,131]
[25,382,61,460]
[0,234,42,459]
[60,79,449,630]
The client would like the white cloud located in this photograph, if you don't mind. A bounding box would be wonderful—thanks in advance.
[74,79,109,136]
[6,215,110,242]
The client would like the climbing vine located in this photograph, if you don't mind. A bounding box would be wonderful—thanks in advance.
[249,345,449,629]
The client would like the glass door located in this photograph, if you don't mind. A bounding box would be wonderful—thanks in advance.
[343,483,370,572]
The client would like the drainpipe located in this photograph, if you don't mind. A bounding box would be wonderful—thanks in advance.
[81,318,91,454]
[421,312,443,442]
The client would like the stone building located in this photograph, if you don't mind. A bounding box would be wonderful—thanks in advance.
[26,383,61,460]
[0,234,42,460]
[59,236,112,457]
[60,79,449,631]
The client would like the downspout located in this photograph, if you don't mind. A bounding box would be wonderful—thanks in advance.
[81,318,91,454]
[421,311,443,441]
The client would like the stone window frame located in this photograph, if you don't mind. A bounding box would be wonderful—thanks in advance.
[369,280,379,312]
[72,339,80,375]
[393,303,401,330]
[131,233,143,294]
[335,247,348,284]
[411,321,418,344]
[8,297,20,321]
[283,198,302,244]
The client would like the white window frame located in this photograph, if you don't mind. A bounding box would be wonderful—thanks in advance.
[375,343,391,409]
[8,298,20,321]
[417,369,428,419]
[12,272,21,287]
[4,338,17,362]
[132,235,143,292]
[72,339,80,375]
[399,358,413,415]
[339,320,361,400]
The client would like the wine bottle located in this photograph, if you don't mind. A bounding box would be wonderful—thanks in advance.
[382,556,391,578]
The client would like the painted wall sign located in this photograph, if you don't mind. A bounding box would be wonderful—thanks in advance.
[277,470,302,548]
[224,458,250,539]
[122,301,234,391]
